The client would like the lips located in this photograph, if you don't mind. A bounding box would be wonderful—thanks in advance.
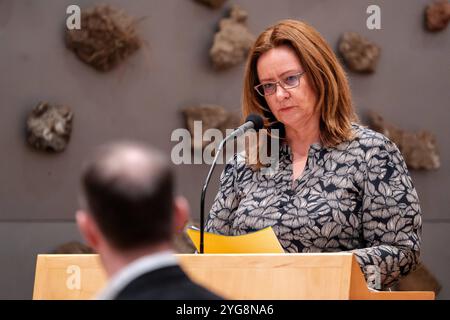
[279,106,295,112]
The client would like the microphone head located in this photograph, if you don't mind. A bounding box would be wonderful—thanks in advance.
[245,114,264,131]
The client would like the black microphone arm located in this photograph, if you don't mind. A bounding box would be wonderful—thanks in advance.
[199,114,264,254]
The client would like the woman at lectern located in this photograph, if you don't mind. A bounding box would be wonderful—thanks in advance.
[205,20,422,290]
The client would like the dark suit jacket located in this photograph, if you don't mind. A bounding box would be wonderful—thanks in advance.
[114,265,222,300]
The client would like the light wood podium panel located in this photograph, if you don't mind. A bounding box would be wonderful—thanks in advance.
[33,253,434,300]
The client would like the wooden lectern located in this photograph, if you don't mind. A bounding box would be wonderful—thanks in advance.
[33,253,434,300]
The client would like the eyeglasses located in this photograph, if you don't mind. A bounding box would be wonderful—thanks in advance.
[254,71,306,97]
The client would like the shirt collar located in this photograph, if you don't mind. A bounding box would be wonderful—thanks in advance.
[96,250,178,300]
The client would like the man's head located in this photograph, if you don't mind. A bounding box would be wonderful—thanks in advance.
[76,142,188,259]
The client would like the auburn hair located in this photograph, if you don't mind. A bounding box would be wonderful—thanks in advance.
[242,19,358,153]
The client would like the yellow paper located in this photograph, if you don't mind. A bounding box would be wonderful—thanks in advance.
[186,226,285,254]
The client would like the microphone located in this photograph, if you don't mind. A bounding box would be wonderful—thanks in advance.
[199,114,264,254]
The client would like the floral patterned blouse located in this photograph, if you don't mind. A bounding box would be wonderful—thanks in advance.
[205,123,422,289]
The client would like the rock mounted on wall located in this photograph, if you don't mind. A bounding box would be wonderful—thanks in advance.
[367,110,440,170]
[338,32,381,73]
[195,0,228,9]
[173,221,197,253]
[210,5,255,70]
[26,102,74,153]
[425,0,450,32]
[395,263,442,296]
[51,241,94,254]
[65,5,141,72]
[182,104,240,149]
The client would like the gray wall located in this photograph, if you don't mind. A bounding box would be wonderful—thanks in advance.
[0,0,449,299]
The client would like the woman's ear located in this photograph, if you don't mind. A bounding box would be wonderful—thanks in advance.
[75,210,101,251]
[172,196,190,234]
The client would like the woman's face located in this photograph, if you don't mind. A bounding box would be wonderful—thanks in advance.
[256,45,318,130]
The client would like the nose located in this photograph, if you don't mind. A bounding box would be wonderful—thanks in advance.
[275,83,290,101]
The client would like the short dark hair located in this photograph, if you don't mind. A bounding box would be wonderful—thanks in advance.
[81,142,174,250]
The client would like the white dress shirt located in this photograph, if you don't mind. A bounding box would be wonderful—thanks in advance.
[96,250,178,300]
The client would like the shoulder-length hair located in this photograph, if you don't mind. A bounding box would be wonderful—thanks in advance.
[242,19,358,150]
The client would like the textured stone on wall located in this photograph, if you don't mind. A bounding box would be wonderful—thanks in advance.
[173,222,197,253]
[26,102,74,153]
[425,0,450,32]
[368,111,440,170]
[338,32,381,73]
[51,241,94,254]
[395,263,442,296]
[65,5,141,72]
[195,0,228,9]
[182,104,240,149]
[210,5,255,70]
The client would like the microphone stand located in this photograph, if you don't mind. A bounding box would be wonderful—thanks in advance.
[199,125,248,254]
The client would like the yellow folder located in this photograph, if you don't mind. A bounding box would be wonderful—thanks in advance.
[186,226,285,254]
